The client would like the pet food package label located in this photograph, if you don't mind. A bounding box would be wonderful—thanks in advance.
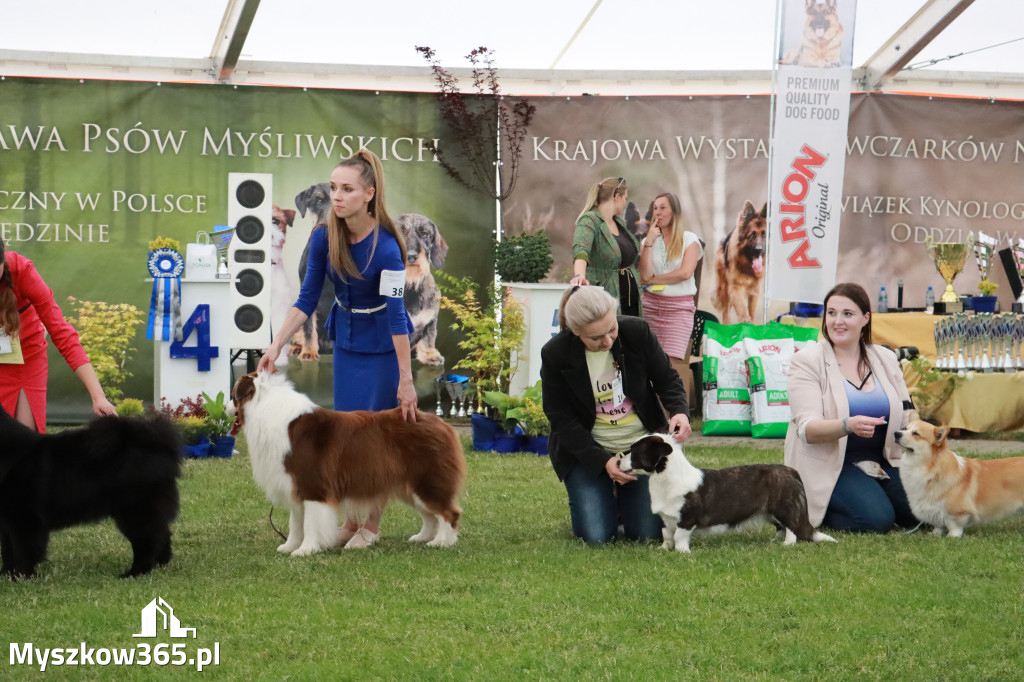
[743,323,819,439]
[379,269,405,298]
[702,321,753,436]
[785,322,821,350]
[185,239,217,280]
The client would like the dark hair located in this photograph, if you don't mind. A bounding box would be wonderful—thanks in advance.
[822,282,872,376]
[0,239,20,336]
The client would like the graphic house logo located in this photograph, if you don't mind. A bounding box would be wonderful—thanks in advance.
[133,598,196,639]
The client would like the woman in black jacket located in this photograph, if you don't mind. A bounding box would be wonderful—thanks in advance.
[540,286,691,544]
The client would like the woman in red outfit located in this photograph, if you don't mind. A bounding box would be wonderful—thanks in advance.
[0,239,116,432]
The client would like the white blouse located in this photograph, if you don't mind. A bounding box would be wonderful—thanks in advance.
[646,230,703,297]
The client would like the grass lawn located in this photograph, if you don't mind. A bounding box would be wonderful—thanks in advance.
[3,438,1023,681]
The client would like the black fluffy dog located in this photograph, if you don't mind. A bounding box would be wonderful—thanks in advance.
[0,407,181,579]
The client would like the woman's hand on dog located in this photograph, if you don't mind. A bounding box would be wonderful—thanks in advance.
[398,377,418,422]
[257,347,280,374]
[668,414,691,442]
[607,456,637,484]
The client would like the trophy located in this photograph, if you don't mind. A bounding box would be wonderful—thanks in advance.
[953,312,968,370]
[1015,315,1024,371]
[434,377,445,416]
[441,374,470,418]
[978,314,994,373]
[207,226,235,279]
[926,232,975,314]
[1014,239,1024,312]
[932,318,945,369]
[998,314,1015,372]
[934,316,952,370]
[974,231,997,282]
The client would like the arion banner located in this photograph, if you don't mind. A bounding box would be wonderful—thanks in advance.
[0,77,496,421]
[765,0,858,304]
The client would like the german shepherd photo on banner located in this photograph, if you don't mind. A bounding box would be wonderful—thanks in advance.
[714,201,767,324]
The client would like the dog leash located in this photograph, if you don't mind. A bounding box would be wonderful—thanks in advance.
[903,521,925,534]
[268,506,287,541]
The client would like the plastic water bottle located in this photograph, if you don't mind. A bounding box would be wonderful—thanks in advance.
[878,286,888,313]
[925,286,935,314]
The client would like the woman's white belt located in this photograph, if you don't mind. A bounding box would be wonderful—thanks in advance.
[336,299,386,314]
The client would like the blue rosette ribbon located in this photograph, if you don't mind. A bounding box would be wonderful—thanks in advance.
[146,248,185,341]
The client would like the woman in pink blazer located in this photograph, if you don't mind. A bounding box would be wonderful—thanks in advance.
[784,283,918,532]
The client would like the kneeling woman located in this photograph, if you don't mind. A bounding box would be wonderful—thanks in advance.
[785,282,918,533]
[540,286,691,544]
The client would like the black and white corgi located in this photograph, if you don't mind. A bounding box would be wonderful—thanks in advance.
[618,434,835,552]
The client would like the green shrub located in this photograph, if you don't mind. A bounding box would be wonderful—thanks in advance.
[495,232,553,283]
[178,415,212,445]
[114,398,145,417]
[63,297,144,401]
[437,272,525,395]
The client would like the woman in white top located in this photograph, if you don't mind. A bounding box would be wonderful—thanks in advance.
[638,193,703,382]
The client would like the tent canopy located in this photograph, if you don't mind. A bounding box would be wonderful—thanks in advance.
[1,0,1022,97]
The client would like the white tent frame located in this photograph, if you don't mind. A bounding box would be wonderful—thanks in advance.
[1,0,1022,99]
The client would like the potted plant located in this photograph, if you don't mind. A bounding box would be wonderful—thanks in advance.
[972,279,998,313]
[178,415,213,458]
[511,384,549,456]
[202,391,236,458]
[481,389,527,453]
[495,232,553,284]
[437,273,528,451]
[159,394,210,457]
[438,272,525,393]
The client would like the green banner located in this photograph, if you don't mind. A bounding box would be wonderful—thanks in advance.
[0,77,496,421]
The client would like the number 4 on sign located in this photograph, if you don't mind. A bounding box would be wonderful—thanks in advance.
[170,304,219,371]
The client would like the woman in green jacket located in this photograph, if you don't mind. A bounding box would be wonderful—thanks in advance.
[569,177,643,316]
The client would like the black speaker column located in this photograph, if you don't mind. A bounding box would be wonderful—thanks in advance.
[227,173,273,350]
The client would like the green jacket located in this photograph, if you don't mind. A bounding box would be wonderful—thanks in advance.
[572,208,643,314]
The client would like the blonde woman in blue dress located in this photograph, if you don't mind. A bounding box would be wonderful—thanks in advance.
[259,149,416,549]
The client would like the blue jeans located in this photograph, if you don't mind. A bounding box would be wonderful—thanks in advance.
[823,462,918,533]
[563,462,662,544]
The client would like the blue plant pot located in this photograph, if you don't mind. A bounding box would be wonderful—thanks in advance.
[471,413,502,451]
[524,435,549,456]
[184,441,211,458]
[971,295,997,313]
[491,431,525,453]
[210,435,235,458]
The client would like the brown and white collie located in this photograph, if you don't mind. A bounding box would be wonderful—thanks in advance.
[228,372,466,555]
[896,416,1024,537]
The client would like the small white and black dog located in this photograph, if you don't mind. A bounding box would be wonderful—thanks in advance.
[618,434,835,552]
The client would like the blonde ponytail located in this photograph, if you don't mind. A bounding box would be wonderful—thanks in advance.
[576,176,627,222]
[327,148,408,280]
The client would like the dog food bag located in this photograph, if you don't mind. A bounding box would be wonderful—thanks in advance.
[702,321,754,436]
[743,324,819,439]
